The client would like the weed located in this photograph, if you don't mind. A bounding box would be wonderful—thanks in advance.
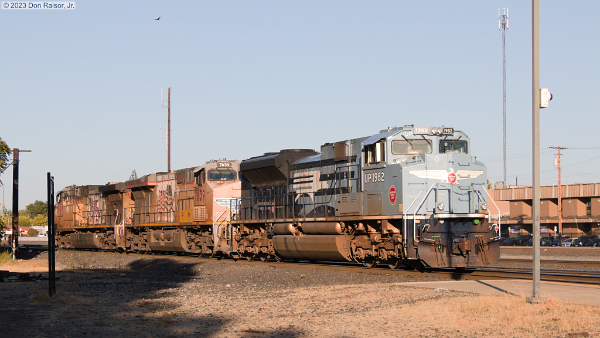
[404,294,600,336]
[30,291,91,305]
[0,251,13,265]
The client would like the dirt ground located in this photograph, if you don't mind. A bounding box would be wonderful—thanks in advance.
[1,249,599,338]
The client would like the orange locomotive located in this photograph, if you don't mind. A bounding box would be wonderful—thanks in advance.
[54,160,240,256]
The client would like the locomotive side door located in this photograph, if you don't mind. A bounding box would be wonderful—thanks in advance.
[362,139,387,216]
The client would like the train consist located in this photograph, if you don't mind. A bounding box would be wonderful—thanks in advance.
[55,125,500,268]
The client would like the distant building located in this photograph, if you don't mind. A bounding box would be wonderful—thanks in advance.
[489,183,600,238]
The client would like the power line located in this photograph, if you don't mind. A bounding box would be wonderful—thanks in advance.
[479,149,553,163]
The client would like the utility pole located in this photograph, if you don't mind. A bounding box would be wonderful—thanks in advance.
[168,87,171,172]
[550,146,567,246]
[11,148,31,260]
[161,88,172,172]
[499,8,509,188]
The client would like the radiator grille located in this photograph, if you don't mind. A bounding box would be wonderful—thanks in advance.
[194,206,206,222]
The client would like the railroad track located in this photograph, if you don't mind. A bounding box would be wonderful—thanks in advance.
[498,258,600,267]
[4,245,600,286]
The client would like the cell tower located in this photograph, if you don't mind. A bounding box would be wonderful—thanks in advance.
[499,8,508,188]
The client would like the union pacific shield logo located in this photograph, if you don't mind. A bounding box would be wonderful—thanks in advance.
[448,172,457,184]
[389,185,397,205]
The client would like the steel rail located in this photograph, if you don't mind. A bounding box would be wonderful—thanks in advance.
[4,245,600,286]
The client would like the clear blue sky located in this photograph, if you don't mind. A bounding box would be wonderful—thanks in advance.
[1,1,599,210]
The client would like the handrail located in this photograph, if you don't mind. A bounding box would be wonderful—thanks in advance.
[213,206,229,246]
[402,185,426,250]
[478,184,502,238]
[411,185,436,242]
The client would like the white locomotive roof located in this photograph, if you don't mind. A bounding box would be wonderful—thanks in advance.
[362,129,400,146]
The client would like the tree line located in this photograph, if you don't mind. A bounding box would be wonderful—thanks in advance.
[0,138,49,237]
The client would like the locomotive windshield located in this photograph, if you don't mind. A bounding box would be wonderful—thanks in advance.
[391,139,432,155]
[439,140,468,154]
[208,169,236,181]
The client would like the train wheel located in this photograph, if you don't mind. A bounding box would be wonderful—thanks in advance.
[388,259,402,269]
[363,257,377,268]
[259,254,269,262]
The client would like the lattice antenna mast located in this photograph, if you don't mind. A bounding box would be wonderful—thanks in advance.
[499,8,508,188]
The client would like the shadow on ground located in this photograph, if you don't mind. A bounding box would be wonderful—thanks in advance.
[2,254,305,338]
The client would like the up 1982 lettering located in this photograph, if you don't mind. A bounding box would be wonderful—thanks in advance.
[364,171,384,183]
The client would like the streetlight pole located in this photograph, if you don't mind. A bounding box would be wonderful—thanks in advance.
[530,0,543,303]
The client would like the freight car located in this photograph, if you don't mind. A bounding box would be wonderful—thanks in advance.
[231,125,500,268]
[55,159,241,256]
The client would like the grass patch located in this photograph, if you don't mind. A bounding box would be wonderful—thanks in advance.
[30,291,91,306]
[406,294,600,337]
[0,251,13,266]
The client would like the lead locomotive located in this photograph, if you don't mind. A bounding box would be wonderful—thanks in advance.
[232,125,500,268]
[55,125,500,269]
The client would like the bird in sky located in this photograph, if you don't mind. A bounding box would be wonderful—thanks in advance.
[155,16,160,20]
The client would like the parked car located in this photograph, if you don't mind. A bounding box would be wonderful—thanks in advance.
[562,238,575,247]
[524,237,552,247]
[541,237,553,246]
[501,238,519,246]
[515,234,533,246]
[550,236,570,247]
[572,235,598,247]
[585,238,600,247]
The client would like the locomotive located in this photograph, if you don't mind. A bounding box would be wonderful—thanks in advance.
[55,125,500,269]
[55,160,241,256]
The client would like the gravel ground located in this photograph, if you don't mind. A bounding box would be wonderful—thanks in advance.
[1,249,599,338]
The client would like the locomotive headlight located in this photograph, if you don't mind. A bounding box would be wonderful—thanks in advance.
[436,202,445,211]
[481,203,488,211]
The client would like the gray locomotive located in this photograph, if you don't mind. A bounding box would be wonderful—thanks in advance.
[232,125,500,268]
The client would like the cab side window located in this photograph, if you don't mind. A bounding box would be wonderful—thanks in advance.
[195,169,206,186]
[439,140,468,154]
[364,141,385,165]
